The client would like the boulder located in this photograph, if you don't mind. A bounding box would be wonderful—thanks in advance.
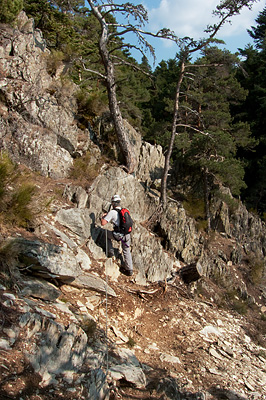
[11,237,116,296]
[87,166,159,223]
[108,348,146,389]
[160,201,202,264]
[20,276,61,301]
[24,316,88,386]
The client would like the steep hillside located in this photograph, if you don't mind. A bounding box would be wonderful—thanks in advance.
[0,12,266,400]
[0,168,265,400]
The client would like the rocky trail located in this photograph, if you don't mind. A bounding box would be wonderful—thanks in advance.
[1,246,266,400]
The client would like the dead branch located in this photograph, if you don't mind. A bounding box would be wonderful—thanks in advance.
[111,54,153,78]
[176,124,210,136]
[125,287,159,296]
[81,62,106,79]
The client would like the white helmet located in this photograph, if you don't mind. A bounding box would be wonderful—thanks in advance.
[111,194,121,202]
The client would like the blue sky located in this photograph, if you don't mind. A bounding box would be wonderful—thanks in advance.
[114,0,265,67]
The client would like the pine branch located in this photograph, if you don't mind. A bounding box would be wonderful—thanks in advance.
[81,62,107,79]
[111,54,153,78]
[176,124,210,136]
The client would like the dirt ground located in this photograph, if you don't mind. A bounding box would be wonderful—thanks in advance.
[1,263,266,400]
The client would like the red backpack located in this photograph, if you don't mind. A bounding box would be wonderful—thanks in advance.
[115,208,133,234]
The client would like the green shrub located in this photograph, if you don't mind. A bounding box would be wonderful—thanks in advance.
[127,337,136,348]
[45,50,64,76]
[183,195,207,231]
[75,88,108,118]
[0,240,18,289]
[69,151,103,184]
[183,196,205,220]
[247,254,264,285]
[0,153,15,200]
[0,153,36,227]
[0,0,23,24]
[231,297,248,315]
[225,288,248,315]
[215,191,239,213]
[80,318,97,339]
[8,183,36,227]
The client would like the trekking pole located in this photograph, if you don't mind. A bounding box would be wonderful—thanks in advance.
[105,228,109,372]
[103,198,114,373]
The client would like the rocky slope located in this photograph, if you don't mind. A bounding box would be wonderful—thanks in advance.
[0,11,266,400]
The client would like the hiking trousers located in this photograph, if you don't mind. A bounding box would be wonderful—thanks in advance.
[106,230,133,272]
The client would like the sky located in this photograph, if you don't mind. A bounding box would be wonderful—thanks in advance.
[119,0,266,67]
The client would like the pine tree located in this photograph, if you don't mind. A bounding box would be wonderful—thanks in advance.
[235,6,266,215]
[178,48,255,194]
[144,46,256,229]
[0,0,23,23]
[143,58,181,147]
[155,0,257,209]
[248,7,266,49]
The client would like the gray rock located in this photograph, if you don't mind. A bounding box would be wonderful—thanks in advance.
[159,201,202,265]
[63,184,89,208]
[87,166,158,223]
[73,274,116,297]
[13,237,115,296]
[20,276,61,301]
[27,319,88,385]
[0,12,98,178]
[86,369,110,400]
[56,208,92,240]
[108,347,146,388]
[0,338,11,350]
[159,353,181,364]
[14,238,83,281]
[132,223,177,283]
[109,364,146,389]
[56,202,178,284]
[136,141,164,186]
[43,222,79,250]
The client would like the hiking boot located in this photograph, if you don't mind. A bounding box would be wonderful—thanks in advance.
[120,267,133,276]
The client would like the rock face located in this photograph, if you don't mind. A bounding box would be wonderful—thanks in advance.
[56,191,179,284]
[211,187,266,259]
[0,12,97,178]
[136,141,165,187]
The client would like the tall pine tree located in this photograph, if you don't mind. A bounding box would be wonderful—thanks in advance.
[235,6,266,216]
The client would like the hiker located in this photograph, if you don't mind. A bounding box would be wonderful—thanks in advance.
[101,194,133,276]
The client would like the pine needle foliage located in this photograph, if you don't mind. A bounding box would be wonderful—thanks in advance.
[0,0,23,23]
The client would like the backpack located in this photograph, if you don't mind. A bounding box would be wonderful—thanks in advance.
[115,208,133,235]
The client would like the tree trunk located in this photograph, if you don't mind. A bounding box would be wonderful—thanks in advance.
[105,59,136,173]
[203,167,211,233]
[160,60,185,207]
[88,1,136,174]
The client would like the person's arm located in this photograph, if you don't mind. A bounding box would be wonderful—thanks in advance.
[101,217,108,226]
[101,212,109,226]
